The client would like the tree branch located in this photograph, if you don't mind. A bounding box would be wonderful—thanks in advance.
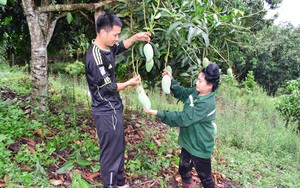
[46,12,68,46]
[38,1,113,13]
[79,10,94,24]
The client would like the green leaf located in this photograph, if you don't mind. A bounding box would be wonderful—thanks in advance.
[76,154,92,168]
[201,30,209,48]
[151,42,161,58]
[36,160,47,176]
[57,160,74,174]
[138,42,144,57]
[119,27,131,41]
[187,65,198,72]
[180,73,190,77]
[116,10,131,18]
[0,134,6,142]
[187,27,202,43]
[67,13,73,24]
[166,21,182,37]
[71,173,92,188]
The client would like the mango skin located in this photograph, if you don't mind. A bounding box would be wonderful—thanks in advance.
[136,86,151,110]
[166,65,172,75]
[143,43,154,63]
[162,75,171,94]
[146,59,154,72]
[227,68,233,77]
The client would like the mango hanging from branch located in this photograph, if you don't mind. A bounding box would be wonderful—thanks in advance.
[0,0,7,5]
[166,65,172,75]
[146,59,154,72]
[162,75,171,94]
[136,86,151,110]
[143,43,154,63]
[227,67,233,77]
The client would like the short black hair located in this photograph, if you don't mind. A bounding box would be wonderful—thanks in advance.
[96,13,122,33]
[202,62,220,92]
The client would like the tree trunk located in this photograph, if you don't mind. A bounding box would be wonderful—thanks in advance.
[22,0,49,112]
[31,45,48,112]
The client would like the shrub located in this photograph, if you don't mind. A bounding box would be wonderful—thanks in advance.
[275,77,300,128]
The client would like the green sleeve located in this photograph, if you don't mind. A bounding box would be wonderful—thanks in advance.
[171,79,196,102]
[157,101,209,127]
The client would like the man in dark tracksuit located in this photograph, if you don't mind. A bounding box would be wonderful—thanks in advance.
[85,13,150,188]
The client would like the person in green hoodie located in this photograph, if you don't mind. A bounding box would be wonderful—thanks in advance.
[144,63,220,188]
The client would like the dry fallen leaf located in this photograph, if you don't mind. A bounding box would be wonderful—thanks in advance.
[22,137,36,146]
[86,172,100,180]
[37,129,43,137]
[49,179,63,186]
[4,174,8,184]
[26,145,35,154]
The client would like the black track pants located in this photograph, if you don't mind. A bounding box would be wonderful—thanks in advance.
[93,113,125,188]
[179,148,215,188]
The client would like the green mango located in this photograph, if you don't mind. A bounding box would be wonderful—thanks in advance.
[162,75,171,94]
[227,68,233,77]
[166,65,172,75]
[0,0,7,5]
[146,59,154,72]
[143,43,154,63]
[136,86,151,110]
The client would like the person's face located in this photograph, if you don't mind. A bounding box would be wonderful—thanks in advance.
[101,25,121,47]
[196,72,212,95]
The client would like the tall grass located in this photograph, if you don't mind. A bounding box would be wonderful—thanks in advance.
[214,77,300,187]
[0,63,31,95]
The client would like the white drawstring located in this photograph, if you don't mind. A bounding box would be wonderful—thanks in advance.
[111,114,117,130]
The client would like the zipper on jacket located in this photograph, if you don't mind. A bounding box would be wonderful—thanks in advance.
[97,86,117,114]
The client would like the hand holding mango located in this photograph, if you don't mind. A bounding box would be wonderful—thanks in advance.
[161,69,172,94]
[162,69,173,79]
[127,74,141,86]
[143,107,158,116]
[135,32,151,43]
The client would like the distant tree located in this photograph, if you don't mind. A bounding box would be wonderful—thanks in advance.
[0,1,30,66]
[233,24,300,95]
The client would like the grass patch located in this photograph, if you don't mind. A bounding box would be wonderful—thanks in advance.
[0,64,299,187]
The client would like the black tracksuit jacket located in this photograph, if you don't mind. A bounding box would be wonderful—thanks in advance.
[85,41,127,115]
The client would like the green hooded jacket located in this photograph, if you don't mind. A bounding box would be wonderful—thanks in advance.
[157,79,217,158]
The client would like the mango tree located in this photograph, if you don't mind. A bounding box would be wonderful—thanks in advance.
[21,0,112,112]
[112,0,280,88]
